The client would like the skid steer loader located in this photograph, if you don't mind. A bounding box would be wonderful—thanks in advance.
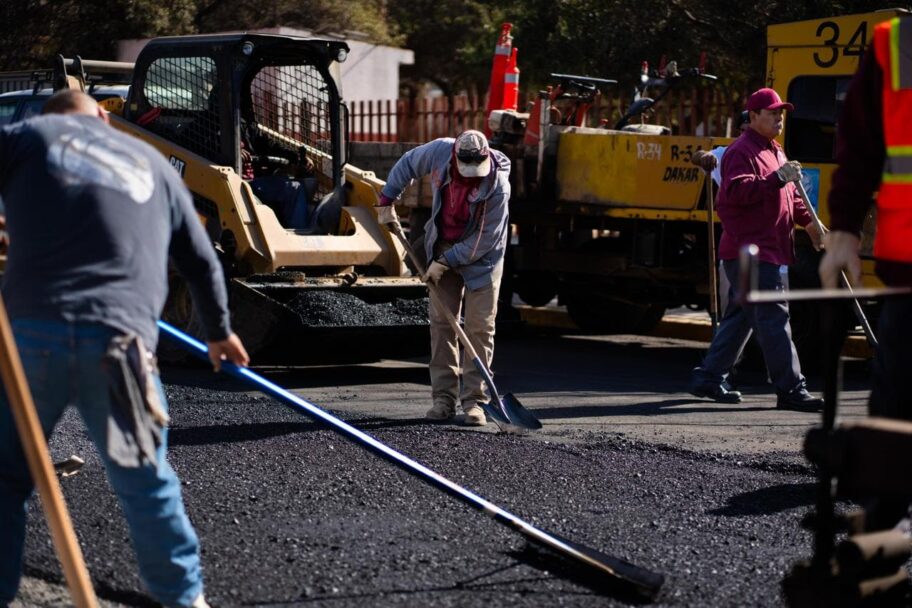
[50,35,427,363]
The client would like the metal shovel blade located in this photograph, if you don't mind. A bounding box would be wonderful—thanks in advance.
[53,455,85,478]
[480,393,542,431]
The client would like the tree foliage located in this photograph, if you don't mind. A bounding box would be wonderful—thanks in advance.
[489,0,901,94]
[1,0,907,98]
[0,0,396,70]
[387,0,506,97]
[195,0,399,44]
[0,0,196,70]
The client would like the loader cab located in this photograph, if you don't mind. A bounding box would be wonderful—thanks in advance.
[124,33,350,210]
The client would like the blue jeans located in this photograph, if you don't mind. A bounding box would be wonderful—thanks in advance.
[692,260,805,395]
[251,176,315,229]
[0,319,202,607]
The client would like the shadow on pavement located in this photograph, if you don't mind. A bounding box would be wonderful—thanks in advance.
[531,399,772,420]
[169,421,319,445]
[708,482,816,517]
[168,416,437,446]
[161,363,430,393]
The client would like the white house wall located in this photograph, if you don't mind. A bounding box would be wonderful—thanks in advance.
[117,27,414,106]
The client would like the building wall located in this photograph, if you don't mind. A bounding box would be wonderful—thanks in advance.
[349,142,432,207]
[117,29,413,106]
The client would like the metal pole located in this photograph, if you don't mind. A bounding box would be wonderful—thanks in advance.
[704,170,720,333]
[0,296,97,607]
[793,180,878,348]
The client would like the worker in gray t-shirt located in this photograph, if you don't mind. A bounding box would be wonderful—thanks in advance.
[0,90,248,608]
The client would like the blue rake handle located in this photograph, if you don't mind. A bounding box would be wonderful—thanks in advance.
[157,320,663,598]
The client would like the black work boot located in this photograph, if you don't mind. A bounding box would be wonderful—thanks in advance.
[776,389,824,412]
[688,381,743,404]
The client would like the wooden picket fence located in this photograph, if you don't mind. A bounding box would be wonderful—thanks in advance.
[347,87,751,143]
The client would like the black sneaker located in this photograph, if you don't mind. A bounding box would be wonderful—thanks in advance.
[776,389,824,412]
[689,382,743,404]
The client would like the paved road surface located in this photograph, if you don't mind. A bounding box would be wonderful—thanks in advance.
[12,329,871,607]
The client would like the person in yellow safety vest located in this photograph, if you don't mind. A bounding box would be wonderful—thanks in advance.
[821,15,912,422]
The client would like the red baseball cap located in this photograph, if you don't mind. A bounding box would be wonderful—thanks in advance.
[745,88,794,112]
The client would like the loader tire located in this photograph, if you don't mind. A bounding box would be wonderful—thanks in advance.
[515,270,558,307]
[157,271,208,365]
[157,271,280,365]
[564,291,665,335]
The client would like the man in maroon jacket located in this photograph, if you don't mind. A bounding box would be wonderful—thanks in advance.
[689,88,824,411]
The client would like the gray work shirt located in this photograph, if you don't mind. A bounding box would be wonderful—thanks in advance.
[380,138,511,291]
[0,114,230,348]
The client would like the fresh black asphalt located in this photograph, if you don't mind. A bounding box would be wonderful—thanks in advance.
[22,370,821,607]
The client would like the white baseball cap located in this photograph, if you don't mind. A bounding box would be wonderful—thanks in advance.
[454,130,492,178]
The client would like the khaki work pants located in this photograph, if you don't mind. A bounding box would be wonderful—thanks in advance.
[429,261,503,412]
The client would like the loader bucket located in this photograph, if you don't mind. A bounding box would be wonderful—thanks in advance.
[229,277,430,364]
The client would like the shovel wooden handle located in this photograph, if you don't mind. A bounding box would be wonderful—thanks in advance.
[703,168,720,334]
[390,226,481,361]
[0,296,96,607]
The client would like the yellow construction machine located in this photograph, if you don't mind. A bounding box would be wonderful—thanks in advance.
[490,67,723,335]
[49,35,426,362]
[490,9,907,365]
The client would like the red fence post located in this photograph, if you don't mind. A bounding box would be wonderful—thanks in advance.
[385,99,392,142]
[690,87,697,135]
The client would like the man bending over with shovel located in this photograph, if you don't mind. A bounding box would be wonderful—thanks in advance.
[375,130,511,426]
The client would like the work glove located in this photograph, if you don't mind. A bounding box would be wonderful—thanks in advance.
[424,260,449,284]
[375,203,401,233]
[819,231,862,289]
[775,160,802,185]
[691,150,717,172]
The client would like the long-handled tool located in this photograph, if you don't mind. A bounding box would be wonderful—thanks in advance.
[738,244,911,304]
[794,181,879,348]
[389,225,541,431]
[702,166,720,333]
[0,296,97,608]
[158,320,664,599]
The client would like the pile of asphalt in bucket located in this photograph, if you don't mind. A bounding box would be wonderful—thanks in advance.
[287,290,429,327]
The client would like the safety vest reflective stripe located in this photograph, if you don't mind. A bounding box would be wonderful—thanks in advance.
[884,147,912,183]
[874,18,912,263]
[890,17,912,90]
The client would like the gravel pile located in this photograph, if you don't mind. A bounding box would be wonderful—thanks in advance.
[287,291,429,327]
[18,378,825,608]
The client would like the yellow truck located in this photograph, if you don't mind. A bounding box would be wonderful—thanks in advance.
[492,9,907,365]
[766,10,906,272]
